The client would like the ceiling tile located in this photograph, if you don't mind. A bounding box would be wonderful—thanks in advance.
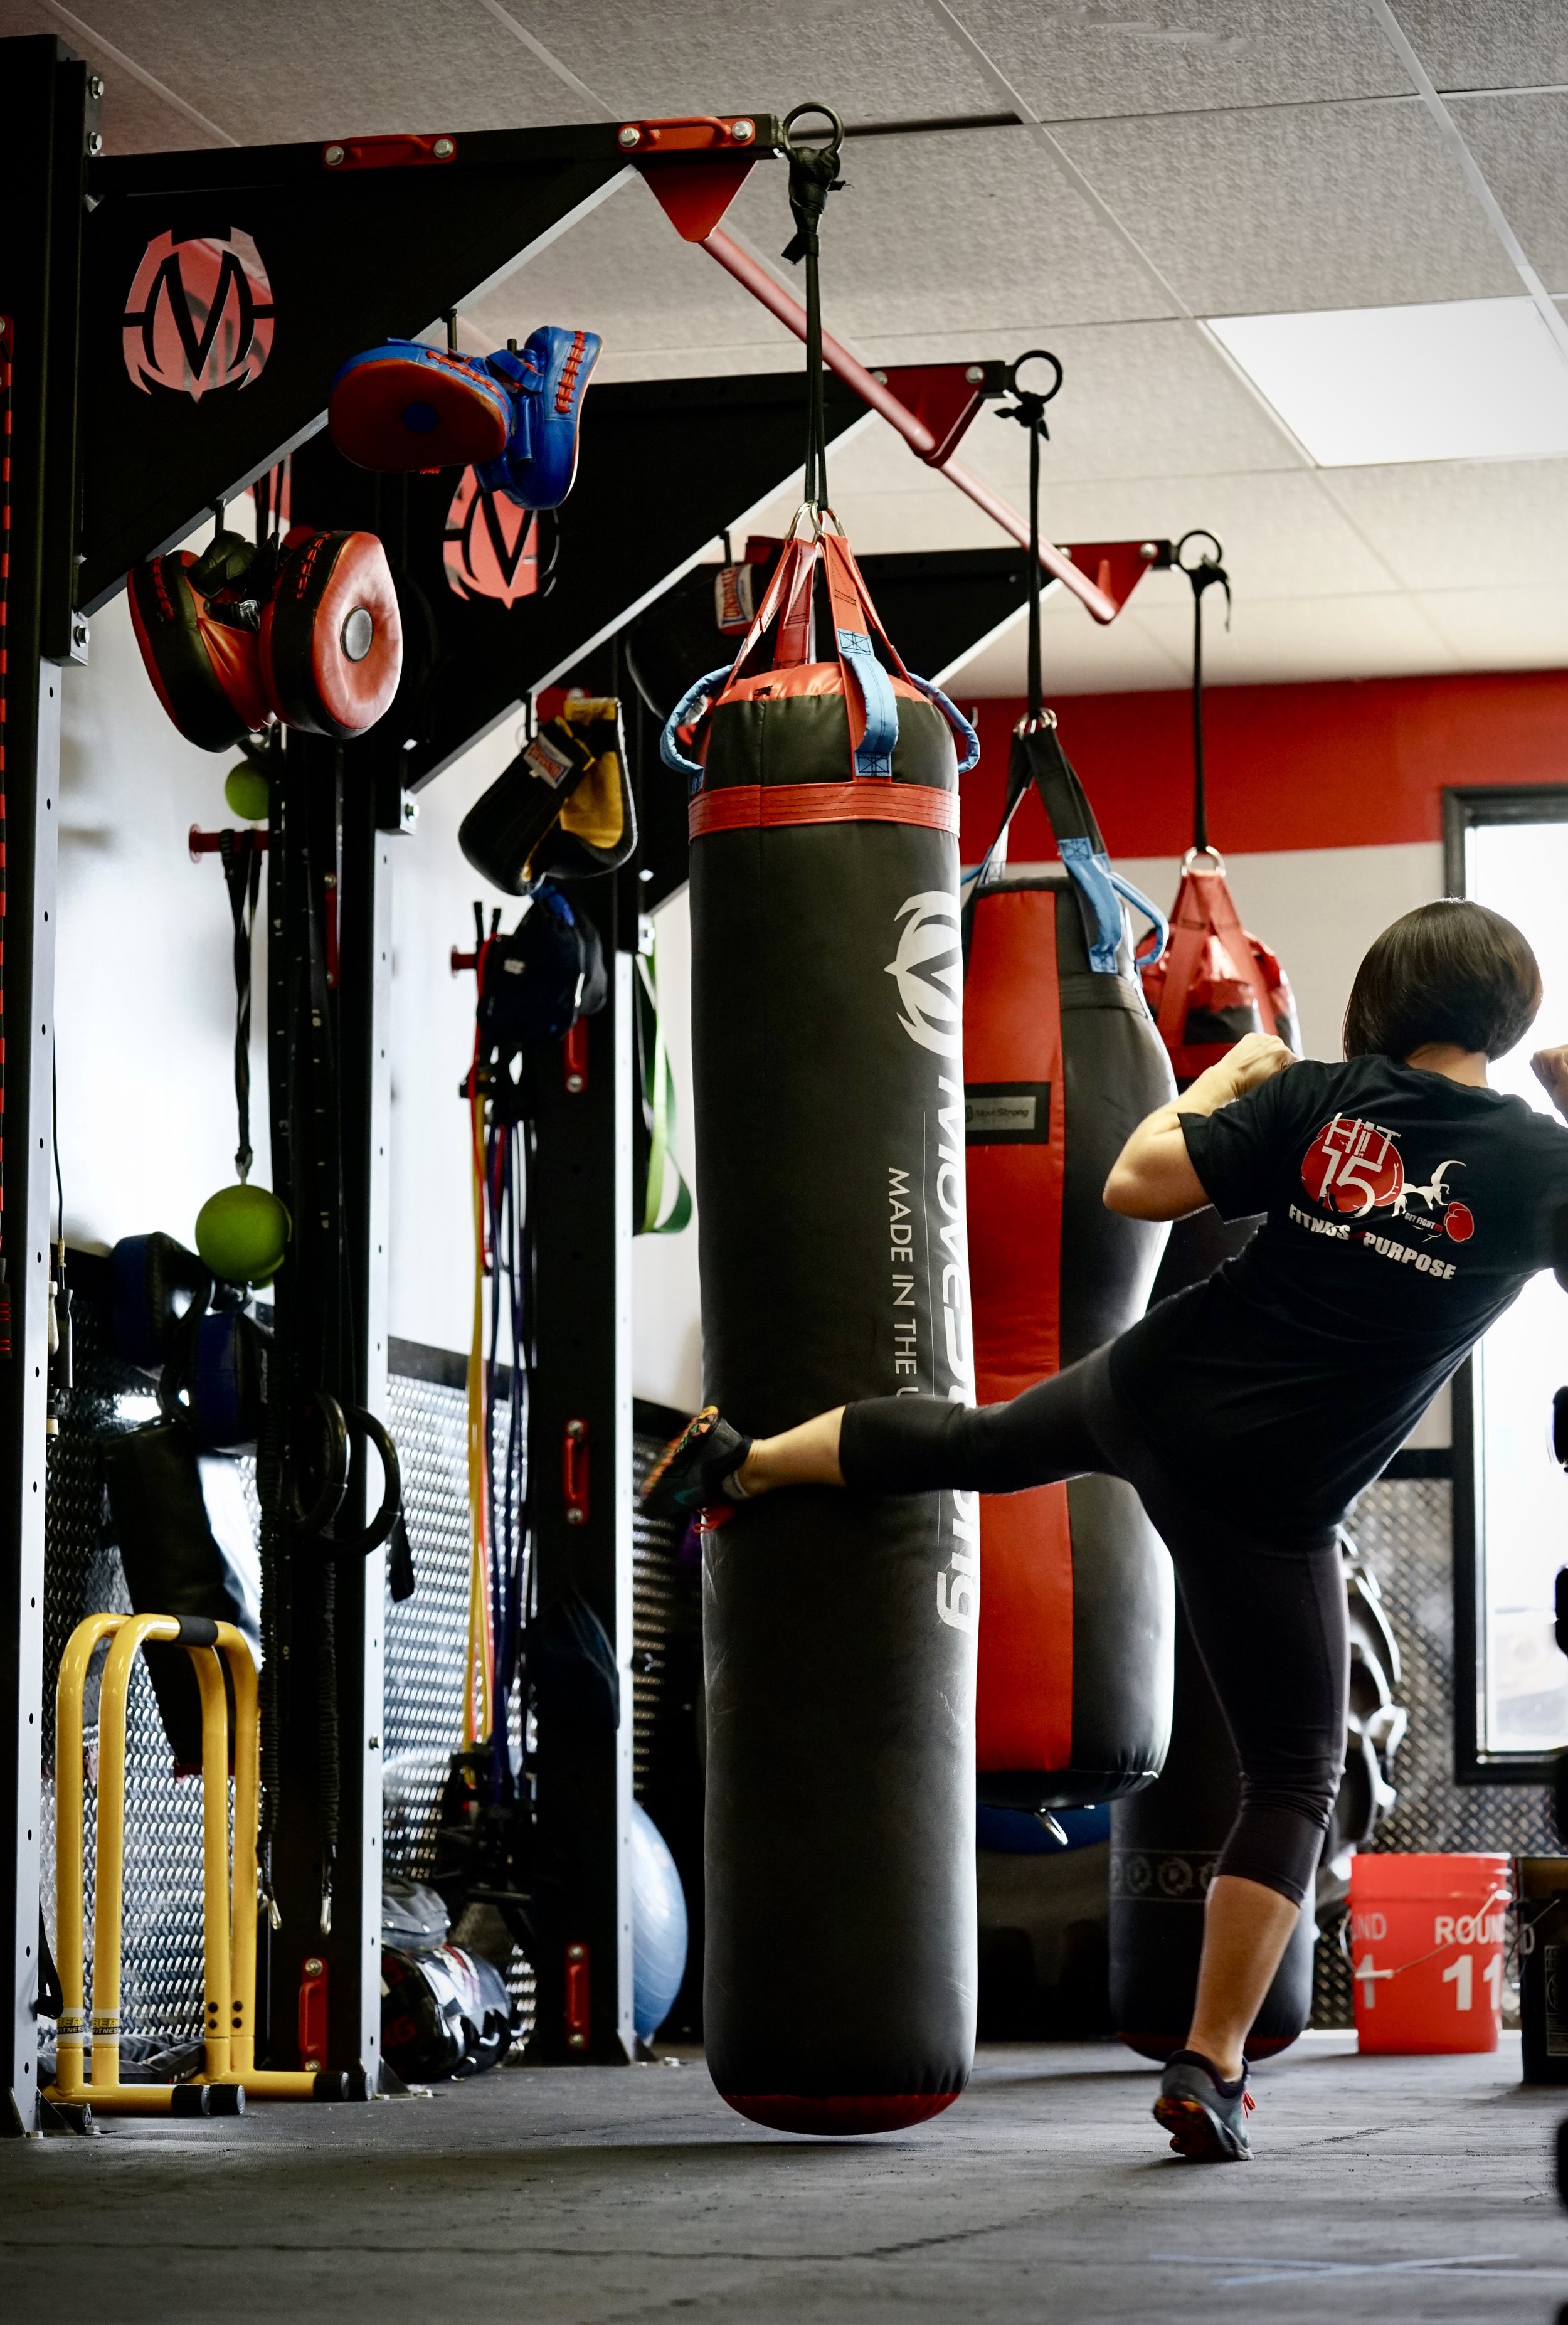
[1394,1,1568,92]
[463,179,802,376]
[943,595,1187,694]
[716,127,1170,334]
[1448,93,1568,295]
[1321,457,1568,591]
[0,0,217,149]
[1412,583,1568,670]
[953,587,1453,692]
[930,318,1303,483]
[1009,469,1399,597]
[71,0,595,142]
[948,0,1408,117]
[1054,100,1519,312]
[520,0,1000,122]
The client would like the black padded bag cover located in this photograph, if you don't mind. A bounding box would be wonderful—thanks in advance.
[101,1417,255,1766]
[693,681,977,2139]
[1110,1603,1314,2062]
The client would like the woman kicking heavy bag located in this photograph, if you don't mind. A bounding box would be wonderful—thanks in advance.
[668,522,981,2135]
[967,723,1177,1812]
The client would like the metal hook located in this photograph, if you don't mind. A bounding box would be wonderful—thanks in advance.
[1002,347,1064,410]
[781,100,845,161]
[1174,527,1227,581]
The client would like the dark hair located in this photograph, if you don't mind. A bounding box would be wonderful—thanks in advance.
[1343,899,1541,1062]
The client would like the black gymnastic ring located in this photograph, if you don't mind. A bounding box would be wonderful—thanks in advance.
[322,1408,403,1560]
[289,1389,351,1539]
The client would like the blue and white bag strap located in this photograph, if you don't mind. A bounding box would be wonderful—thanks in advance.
[834,625,901,776]
[903,674,980,773]
[659,665,732,784]
[1105,869,1168,967]
[1056,844,1169,974]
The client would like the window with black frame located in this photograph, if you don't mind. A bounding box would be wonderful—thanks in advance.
[1448,785,1568,1784]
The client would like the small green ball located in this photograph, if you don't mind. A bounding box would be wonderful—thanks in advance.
[195,1184,290,1286]
[224,763,271,822]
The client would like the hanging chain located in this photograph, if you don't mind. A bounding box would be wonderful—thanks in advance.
[999,349,1065,732]
[781,103,845,516]
[1173,529,1231,858]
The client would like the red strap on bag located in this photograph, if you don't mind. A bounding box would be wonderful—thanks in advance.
[1148,850,1283,1067]
[689,779,959,839]
[704,520,918,782]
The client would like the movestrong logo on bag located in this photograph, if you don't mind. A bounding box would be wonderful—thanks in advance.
[886,892,962,1057]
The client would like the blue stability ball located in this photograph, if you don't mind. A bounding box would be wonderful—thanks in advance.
[632,1801,689,2043]
[976,1803,1112,1856]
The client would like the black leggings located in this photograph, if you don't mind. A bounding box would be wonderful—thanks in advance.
[839,1347,1347,1908]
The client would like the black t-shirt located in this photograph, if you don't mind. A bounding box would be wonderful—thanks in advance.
[1108,1055,1568,1540]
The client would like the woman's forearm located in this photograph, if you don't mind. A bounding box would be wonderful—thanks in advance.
[1103,1034,1297,1219]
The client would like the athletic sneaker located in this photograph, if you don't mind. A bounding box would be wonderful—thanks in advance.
[642,1407,752,1518]
[1153,2049,1256,2161]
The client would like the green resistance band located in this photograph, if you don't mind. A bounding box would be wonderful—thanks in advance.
[635,941,694,1236]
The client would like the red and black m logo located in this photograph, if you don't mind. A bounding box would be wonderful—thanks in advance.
[122,228,275,400]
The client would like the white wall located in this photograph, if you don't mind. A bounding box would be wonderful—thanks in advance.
[57,563,271,1256]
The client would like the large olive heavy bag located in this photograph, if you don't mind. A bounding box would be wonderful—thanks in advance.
[670,529,980,2135]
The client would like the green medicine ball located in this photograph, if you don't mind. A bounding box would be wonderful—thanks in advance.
[195,1184,290,1286]
[224,762,271,822]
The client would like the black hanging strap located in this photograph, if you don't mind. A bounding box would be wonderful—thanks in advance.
[218,830,263,1182]
[1173,529,1231,857]
[998,349,1064,731]
[780,103,845,512]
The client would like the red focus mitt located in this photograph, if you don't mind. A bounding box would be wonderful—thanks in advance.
[258,527,403,739]
[129,534,274,751]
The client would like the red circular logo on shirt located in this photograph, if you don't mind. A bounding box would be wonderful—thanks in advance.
[1302,1115,1404,1217]
[1444,1202,1475,1242]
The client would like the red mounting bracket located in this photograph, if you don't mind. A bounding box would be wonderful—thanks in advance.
[630,116,767,245]
[298,1954,328,2073]
[189,825,268,862]
[1059,539,1168,617]
[564,1941,591,2052]
[563,1418,590,1527]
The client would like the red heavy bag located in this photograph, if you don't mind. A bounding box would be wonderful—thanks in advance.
[671,521,982,2137]
[258,527,403,739]
[129,538,274,751]
[967,724,1176,1811]
[1140,846,1297,1082]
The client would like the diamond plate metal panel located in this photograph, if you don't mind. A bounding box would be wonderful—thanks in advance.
[632,1431,684,1798]
[382,1367,537,2045]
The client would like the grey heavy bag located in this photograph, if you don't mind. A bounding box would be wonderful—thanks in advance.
[668,527,981,2135]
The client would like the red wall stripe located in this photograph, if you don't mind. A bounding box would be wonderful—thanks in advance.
[960,670,1568,863]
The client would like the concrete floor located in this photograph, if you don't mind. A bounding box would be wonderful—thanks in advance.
[5,2035,1568,2323]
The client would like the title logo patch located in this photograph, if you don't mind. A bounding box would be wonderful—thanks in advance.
[886,891,962,1057]
[1303,1113,1471,1239]
[122,228,274,400]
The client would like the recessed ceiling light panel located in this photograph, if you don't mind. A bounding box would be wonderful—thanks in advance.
[1206,298,1568,467]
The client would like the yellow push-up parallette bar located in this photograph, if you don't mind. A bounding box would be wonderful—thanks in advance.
[46,1612,345,2114]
